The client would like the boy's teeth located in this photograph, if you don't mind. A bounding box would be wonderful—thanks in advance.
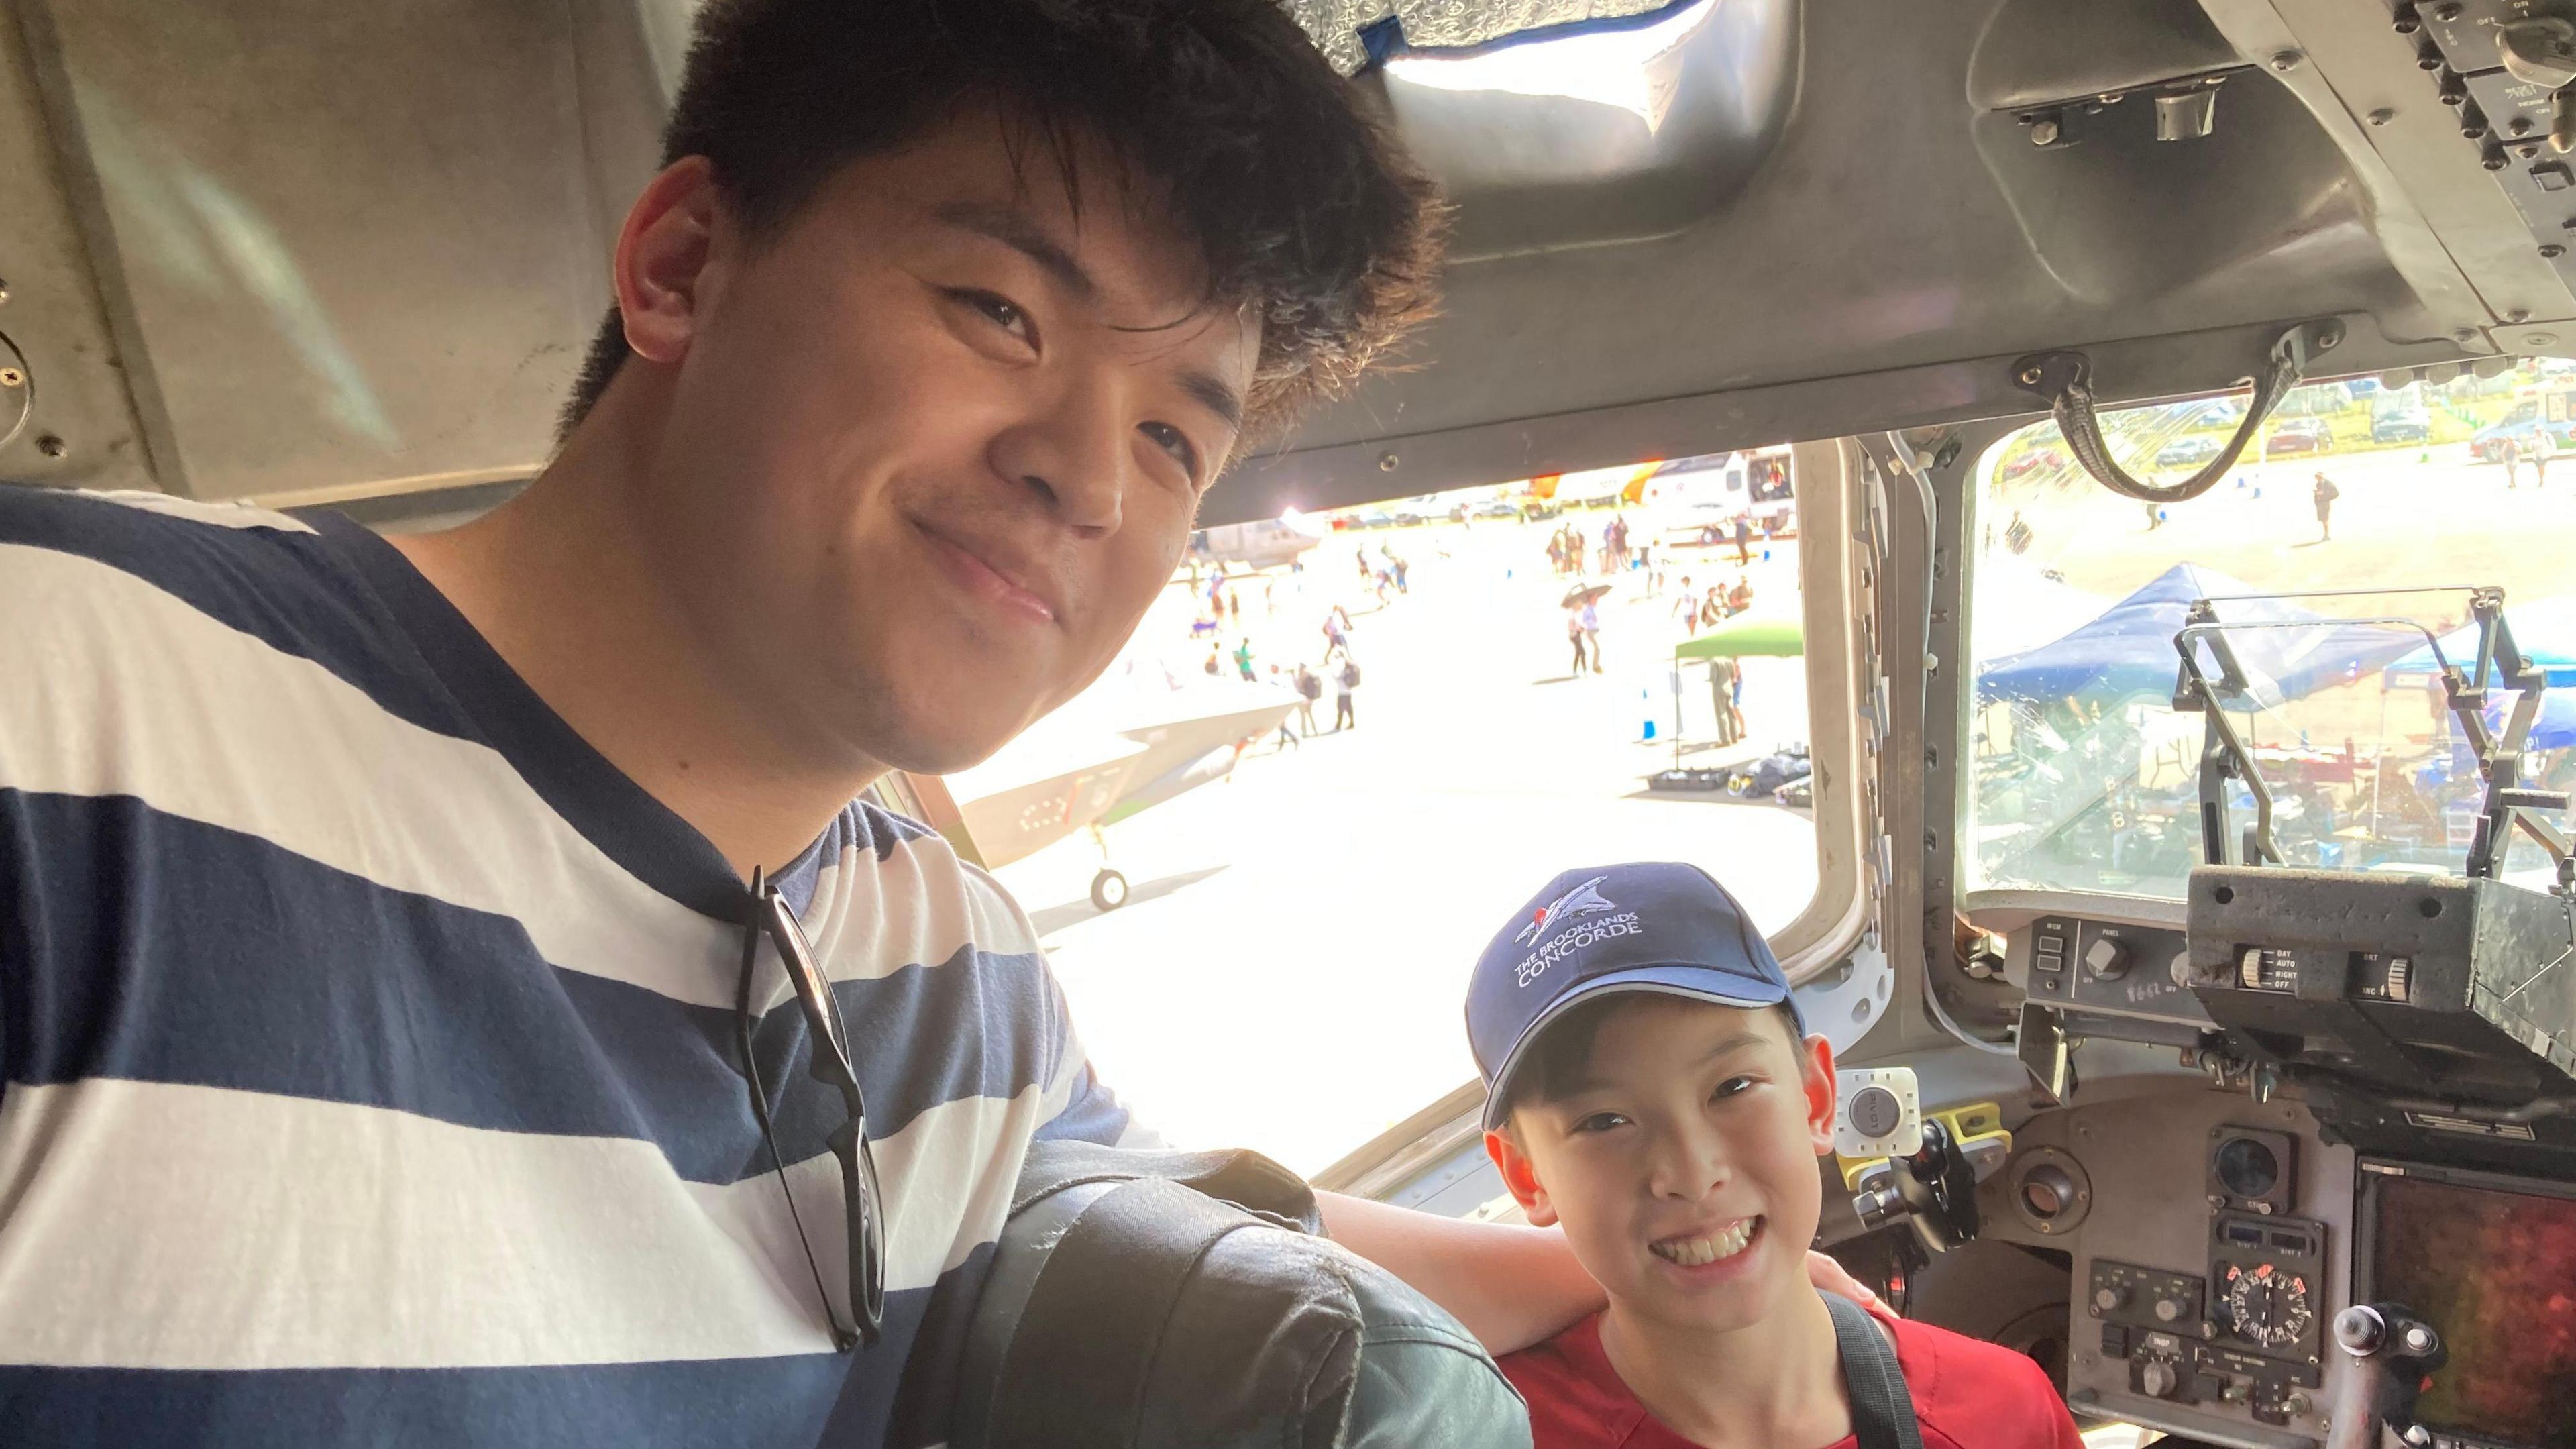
[1650,1218,1758,1266]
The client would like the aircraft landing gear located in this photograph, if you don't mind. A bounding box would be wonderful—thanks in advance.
[1089,869,1130,912]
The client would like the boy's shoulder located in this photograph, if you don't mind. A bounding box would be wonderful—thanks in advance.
[1497,1309,2080,1449]
[1886,1314,2084,1449]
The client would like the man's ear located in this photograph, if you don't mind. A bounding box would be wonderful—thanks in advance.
[1484,1128,1558,1228]
[612,156,724,368]
[1801,1033,1839,1157]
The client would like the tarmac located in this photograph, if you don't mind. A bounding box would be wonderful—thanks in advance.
[992,514,1818,1176]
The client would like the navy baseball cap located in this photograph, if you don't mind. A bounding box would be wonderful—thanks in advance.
[1467,862,1804,1130]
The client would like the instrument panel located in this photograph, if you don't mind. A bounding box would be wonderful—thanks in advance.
[1965,869,2576,1449]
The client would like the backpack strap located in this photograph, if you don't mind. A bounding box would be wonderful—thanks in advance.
[1825,1293,1924,1449]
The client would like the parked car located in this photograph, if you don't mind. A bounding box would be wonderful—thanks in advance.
[2265,417,2334,456]
[2154,435,2223,468]
[1391,510,1422,527]
[1998,447,2067,481]
[2370,409,2431,445]
[1354,508,1396,529]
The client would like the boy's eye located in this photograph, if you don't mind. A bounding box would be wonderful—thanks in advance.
[1711,1075,1757,1102]
[1571,1112,1630,1135]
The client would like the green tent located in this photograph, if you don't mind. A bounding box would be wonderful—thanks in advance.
[1674,612,1803,660]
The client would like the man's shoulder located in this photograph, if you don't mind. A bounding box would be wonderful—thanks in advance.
[1888,1316,2079,1449]
[0,484,356,620]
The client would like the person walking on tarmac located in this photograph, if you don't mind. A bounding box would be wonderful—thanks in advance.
[1333,653,1361,731]
[2503,435,2523,490]
[1292,661,1323,736]
[1566,600,1592,675]
[1578,596,1605,674]
[1733,511,1752,566]
[2312,471,2340,542]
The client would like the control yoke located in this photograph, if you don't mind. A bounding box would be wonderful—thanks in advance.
[2324,1303,2446,1449]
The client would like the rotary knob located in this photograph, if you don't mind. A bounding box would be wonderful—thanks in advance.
[2140,1360,2180,1398]
[2153,1297,2183,1323]
[2084,936,2131,981]
[2094,1285,2126,1313]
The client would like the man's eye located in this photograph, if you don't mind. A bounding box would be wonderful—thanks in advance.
[951,289,1034,343]
[1140,421,1201,482]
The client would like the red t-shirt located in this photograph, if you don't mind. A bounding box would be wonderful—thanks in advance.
[1499,1308,2085,1449]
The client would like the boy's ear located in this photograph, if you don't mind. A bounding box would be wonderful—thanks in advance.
[1483,1128,1559,1228]
[1801,1034,1838,1157]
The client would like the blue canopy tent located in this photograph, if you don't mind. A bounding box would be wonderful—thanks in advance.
[1977,563,2423,708]
[2386,596,2576,688]
[2484,686,2576,750]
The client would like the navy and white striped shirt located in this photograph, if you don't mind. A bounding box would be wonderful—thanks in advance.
[0,485,1136,1446]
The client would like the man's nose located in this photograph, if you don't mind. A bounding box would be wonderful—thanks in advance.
[986,372,1128,533]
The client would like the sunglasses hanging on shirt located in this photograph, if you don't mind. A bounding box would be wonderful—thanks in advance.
[737,865,887,1350]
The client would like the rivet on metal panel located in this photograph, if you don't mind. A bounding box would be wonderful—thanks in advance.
[2269,50,2302,72]
[2514,116,2538,136]
[2455,327,2482,343]
[1376,451,1398,472]
[2508,308,2533,323]
[2369,108,2397,127]
[2432,1,2463,19]
[36,434,66,458]
[2544,245,2567,259]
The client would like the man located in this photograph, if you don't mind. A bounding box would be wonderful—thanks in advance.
[3,4,1879,1444]
[2312,471,2339,543]
[0,0,1629,1438]
[1334,652,1362,731]
[1292,661,1324,737]
[1579,598,1605,674]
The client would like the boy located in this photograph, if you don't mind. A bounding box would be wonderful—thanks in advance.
[1467,863,2085,1449]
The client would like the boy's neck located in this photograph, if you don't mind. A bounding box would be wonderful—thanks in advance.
[1597,1283,1853,1449]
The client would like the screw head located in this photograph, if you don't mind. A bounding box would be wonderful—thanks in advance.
[2544,245,2567,259]
[34,433,66,458]
[2455,327,2481,343]
[2271,50,2303,72]
[2434,0,2462,17]
[2031,119,2061,146]
[2509,308,2533,323]
[2018,364,2045,385]
[0,367,22,388]
[2369,107,2397,126]
[1376,451,1398,472]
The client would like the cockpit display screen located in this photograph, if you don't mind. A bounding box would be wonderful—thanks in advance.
[2362,1165,2576,1448]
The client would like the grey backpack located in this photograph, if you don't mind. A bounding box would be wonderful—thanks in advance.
[950,1140,1528,1449]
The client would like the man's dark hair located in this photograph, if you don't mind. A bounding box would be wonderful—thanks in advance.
[559,0,1443,445]
[1496,995,1809,1130]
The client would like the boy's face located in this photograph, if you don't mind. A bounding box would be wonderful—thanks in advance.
[1487,999,1835,1336]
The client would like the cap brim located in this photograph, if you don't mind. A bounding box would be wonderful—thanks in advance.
[1480,965,1794,1131]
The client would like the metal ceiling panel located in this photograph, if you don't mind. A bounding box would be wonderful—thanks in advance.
[2,0,670,505]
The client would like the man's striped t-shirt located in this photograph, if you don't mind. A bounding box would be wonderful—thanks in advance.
[0,484,1138,1446]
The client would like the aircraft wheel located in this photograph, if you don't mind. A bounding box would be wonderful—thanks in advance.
[1090,869,1130,912]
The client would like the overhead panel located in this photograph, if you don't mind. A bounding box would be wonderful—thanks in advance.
[0,0,672,506]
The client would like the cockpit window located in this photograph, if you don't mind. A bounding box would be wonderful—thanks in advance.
[1964,369,2576,902]
[957,452,1824,1172]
